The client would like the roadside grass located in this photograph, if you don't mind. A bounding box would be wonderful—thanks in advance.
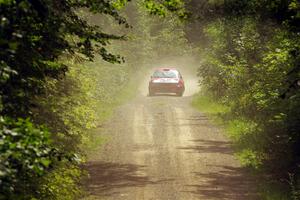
[80,66,148,199]
[81,67,144,155]
[191,92,230,126]
[259,183,290,200]
[192,92,264,168]
[192,93,229,115]
[191,92,290,200]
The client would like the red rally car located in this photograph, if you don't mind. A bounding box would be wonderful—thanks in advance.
[148,68,185,96]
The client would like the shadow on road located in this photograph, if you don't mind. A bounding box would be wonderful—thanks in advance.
[177,138,259,199]
[185,166,258,200]
[178,139,234,155]
[83,161,173,196]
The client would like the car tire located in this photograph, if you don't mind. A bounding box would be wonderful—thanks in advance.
[149,90,155,96]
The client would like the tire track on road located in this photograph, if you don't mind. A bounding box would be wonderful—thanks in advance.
[83,96,259,200]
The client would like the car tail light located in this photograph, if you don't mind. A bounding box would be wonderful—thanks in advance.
[178,79,184,86]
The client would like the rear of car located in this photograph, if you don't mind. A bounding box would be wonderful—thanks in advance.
[148,68,185,96]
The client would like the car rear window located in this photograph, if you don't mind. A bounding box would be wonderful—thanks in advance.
[153,70,179,78]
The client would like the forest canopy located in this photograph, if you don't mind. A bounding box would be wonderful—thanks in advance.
[188,0,300,198]
[0,0,187,199]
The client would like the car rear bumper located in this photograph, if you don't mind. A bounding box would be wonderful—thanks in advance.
[149,83,185,94]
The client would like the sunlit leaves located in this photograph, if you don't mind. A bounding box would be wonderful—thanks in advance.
[112,0,130,10]
[0,0,15,5]
[0,1,131,198]
[143,0,187,19]
[39,165,82,200]
[0,118,53,196]
[0,0,193,199]
[197,0,300,190]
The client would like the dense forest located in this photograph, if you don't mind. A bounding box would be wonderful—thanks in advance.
[189,0,300,199]
[0,0,191,199]
[0,0,299,199]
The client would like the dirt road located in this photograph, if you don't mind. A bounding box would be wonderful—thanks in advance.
[83,70,259,200]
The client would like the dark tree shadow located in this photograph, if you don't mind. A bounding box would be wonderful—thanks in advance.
[184,166,259,200]
[82,161,173,196]
[178,139,235,155]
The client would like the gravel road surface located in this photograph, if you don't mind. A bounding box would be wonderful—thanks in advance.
[83,70,259,200]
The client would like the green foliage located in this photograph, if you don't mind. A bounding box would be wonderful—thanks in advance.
[236,149,262,169]
[0,117,55,199]
[192,92,229,115]
[227,119,259,142]
[143,0,187,19]
[192,93,291,199]
[260,182,290,200]
[198,15,300,172]
[190,0,300,197]
[0,0,127,117]
[0,0,128,196]
[0,0,190,199]
[39,164,82,200]
[187,0,300,30]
